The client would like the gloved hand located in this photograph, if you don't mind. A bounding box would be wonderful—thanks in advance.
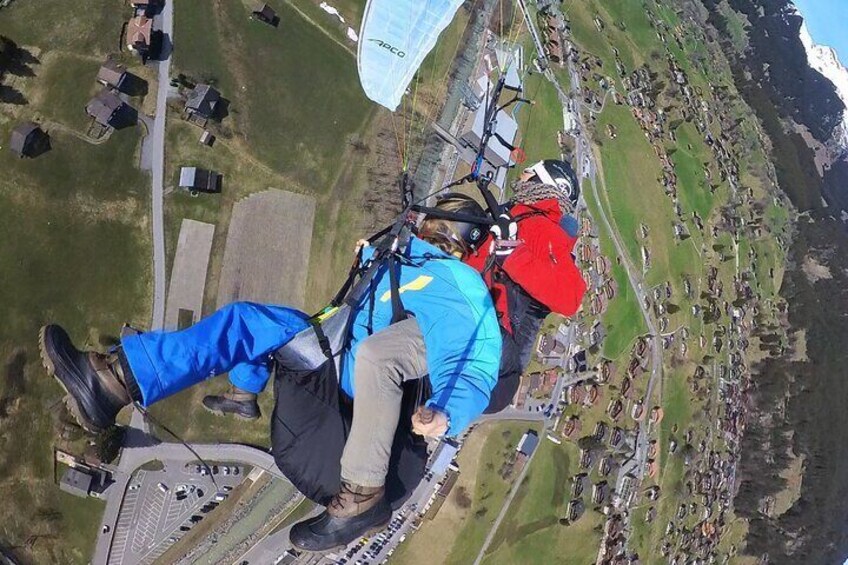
[490,213,519,259]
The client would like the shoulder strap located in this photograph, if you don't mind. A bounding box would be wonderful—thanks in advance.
[388,253,408,324]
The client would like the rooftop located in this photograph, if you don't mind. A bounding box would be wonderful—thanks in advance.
[179,167,221,193]
[86,89,125,126]
[127,16,153,49]
[517,430,539,457]
[96,59,127,89]
[186,84,221,118]
[59,467,93,498]
[9,121,41,156]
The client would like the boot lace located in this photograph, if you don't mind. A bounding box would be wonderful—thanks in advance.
[329,482,375,512]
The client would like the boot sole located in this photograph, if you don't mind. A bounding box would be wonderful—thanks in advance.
[39,326,101,435]
[201,402,260,420]
[293,519,391,554]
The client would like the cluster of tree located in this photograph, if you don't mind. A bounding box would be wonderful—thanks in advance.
[0,35,32,105]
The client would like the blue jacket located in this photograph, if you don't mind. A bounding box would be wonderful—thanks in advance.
[341,236,502,435]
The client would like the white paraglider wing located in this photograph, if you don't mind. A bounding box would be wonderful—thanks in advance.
[357,0,465,111]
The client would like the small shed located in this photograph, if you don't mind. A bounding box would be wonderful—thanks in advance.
[127,16,153,55]
[97,59,127,90]
[9,121,48,158]
[86,90,126,127]
[252,3,279,26]
[185,84,221,120]
[179,167,221,193]
[59,468,93,498]
[199,130,215,146]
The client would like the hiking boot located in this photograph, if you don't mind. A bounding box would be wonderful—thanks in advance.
[202,385,261,420]
[39,325,135,434]
[290,482,391,552]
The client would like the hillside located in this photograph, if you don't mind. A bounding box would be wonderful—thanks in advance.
[698,0,848,562]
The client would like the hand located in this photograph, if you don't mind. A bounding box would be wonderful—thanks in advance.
[411,406,449,438]
[354,239,370,254]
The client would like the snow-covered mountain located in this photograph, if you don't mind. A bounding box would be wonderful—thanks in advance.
[796,14,848,151]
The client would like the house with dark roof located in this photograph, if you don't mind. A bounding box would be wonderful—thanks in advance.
[185,84,221,120]
[9,122,48,158]
[252,3,279,26]
[97,59,127,90]
[179,167,222,193]
[59,467,94,498]
[86,90,127,127]
[517,430,539,457]
[127,16,153,56]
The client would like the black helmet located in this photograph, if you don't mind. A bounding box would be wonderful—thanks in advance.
[523,159,580,208]
[422,193,488,253]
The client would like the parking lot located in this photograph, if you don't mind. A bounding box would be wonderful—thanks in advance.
[107,462,245,565]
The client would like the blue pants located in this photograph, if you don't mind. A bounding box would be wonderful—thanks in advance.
[121,302,311,406]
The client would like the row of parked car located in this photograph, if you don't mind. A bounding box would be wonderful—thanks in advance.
[191,464,241,477]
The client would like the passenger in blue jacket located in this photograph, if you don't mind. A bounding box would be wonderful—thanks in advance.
[38,195,500,551]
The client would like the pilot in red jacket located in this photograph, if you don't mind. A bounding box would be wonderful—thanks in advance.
[462,159,588,410]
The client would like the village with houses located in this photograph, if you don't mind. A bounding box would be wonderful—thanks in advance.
[0,0,798,564]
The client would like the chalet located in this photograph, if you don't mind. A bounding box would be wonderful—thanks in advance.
[86,90,126,127]
[607,400,624,422]
[127,16,153,56]
[561,416,581,439]
[567,499,583,521]
[630,400,644,421]
[593,421,608,441]
[584,384,599,406]
[252,3,279,26]
[592,481,608,504]
[9,122,47,158]
[571,474,585,498]
[179,167,222,193]
[96,59,127,90]
[609,427,623,447]
[185,84,221,120]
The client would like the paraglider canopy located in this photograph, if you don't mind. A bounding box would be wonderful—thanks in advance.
[357,0,466,111]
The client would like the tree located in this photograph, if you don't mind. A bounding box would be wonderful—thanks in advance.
[0,35,14,76]
[0,84,26,105]
[96,426,125,463]
[454,486,472,509]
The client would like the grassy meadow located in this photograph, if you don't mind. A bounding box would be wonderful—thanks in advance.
[0,1,151,561]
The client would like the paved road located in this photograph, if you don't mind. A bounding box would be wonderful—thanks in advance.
[149,0,174,330]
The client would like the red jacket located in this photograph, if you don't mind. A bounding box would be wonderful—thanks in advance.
[465,199,587,333]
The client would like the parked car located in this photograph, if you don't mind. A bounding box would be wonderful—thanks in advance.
[157,482,168,493]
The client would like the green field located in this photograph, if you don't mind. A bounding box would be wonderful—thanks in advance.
[0,1,153,561]
[0,122,150,565]
[482,440,604,565]
[392,422,540,565]
[172,0,372,187]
